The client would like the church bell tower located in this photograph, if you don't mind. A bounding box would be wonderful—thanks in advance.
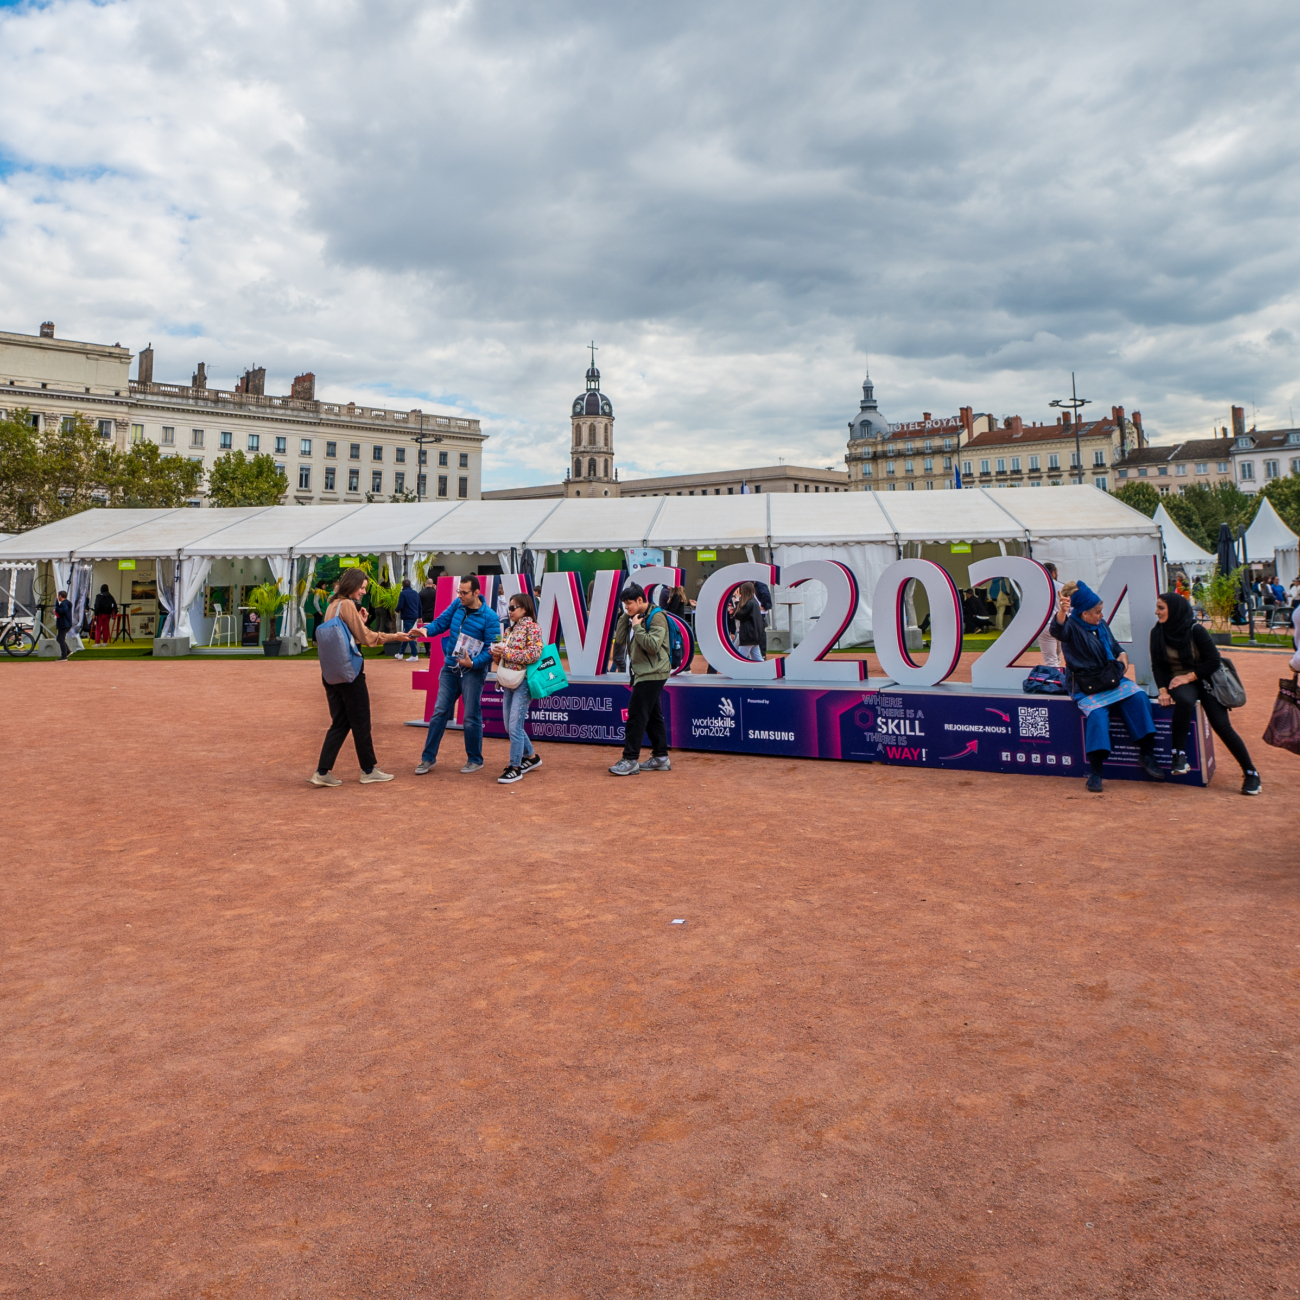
[566,343,618,497]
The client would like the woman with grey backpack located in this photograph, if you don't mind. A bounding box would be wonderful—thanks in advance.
[311,568,414,786]
[1151,590,1260,795]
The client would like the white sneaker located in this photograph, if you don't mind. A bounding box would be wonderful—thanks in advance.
[310,771,342,787]
[360,768,395,783]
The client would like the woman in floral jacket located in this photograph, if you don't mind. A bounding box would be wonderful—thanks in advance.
[490,592,544,784]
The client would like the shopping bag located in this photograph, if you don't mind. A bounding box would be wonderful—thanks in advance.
[526,644,569,699]
[1262,675,1300,756]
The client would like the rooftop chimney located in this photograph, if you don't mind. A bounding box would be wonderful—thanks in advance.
[922,412,932,421]
[137,344,154,386]
[1132,410,1144,448]
[1231,405,1246,438]
[235,367,266,397]
[290,372,315,401]
[40,321,54,338]
[1009,416,1023,437]
[959,406,973,436]
[192,362,207,390]
[1062,410,1072,426]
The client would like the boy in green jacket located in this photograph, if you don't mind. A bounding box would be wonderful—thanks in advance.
[608,582,673,775]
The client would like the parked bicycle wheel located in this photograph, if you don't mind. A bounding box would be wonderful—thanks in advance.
[2,627,37,657]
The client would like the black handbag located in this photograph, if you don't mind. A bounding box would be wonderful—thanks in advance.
[1073,660,1124,695]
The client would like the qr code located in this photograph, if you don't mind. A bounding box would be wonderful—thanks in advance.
[1018,706,1050,739]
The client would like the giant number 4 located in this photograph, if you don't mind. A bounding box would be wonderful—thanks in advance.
[780,560,867,681]
[966,556,1056,691]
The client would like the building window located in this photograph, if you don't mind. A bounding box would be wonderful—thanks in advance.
[996,458,1006,472]
[1264,459,1280,480]
[324,467,336,491]
[1239,462,1254,480]
[438,475,448,497]
[350,443,361,460]
[1217,461,1229,472]
[1094,449,1106,466]
[394,447,405,464]
[1195,462,1208,473]
[459,453,469,468]
[863,465,873,478]
[325,441,337,458]
[1070,451,1080,468]
[905,441,914,454]
[98,419,115,439]
[215,430,230,449]
[1029,455,1040,470]
[418,449,427,465]
[1010,456,1020,472]
[458,476,468,498]
[943,456,952,470]
[587,457,597,477]
[886,461,895,475]
[1176,463,1187,475]
[1095,476,1107,491]
[300,438,312,456]
[372,445,383,461]
[275,463,285,477]
[604,426,610,447]
[1117,469,1128,479]
[1048,454,1060,470]
[274,436,287,454]
[59,416,75,433]
[371,470,383,493]
[980,459,991,474]
[394,471,405,493]
[247,434,260,451]
[1291,458,1300,476]
[191,429,204,448]
[905,460,914,474]
[161,426,174,445]
[1139,467,1148,477]
[1157,466,1168,476]
[298,466,311,490]
[189,455,203,465]
[417,474,427,495]
[924,439,933,453]
[439,450,448,466]
[348,468,359,492]
[131,424,145,444]
[923,458,933,472]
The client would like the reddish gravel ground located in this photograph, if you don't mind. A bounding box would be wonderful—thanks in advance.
[1,650,1297,1299]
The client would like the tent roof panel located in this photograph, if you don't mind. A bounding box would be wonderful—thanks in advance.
[71,507,276,558]
[644,495,769,547]
[524,497,664,551]
[983,485,1160,537]
[767,492,895,544]
[294,501,464,553]
[407,500,562,552]
[1244,498,1299,558]
[0,508,177,561]
[1153,504,1213,564]
[184,505,368,556]
[874,490,1023,543]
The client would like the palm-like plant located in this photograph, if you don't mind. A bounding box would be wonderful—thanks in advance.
[247,580,290,642]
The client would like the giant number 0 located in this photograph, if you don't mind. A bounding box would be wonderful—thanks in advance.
[780,560,867,681]
[872,559,964,686]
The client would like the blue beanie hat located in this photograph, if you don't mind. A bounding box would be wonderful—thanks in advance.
[1070,581,1102,613]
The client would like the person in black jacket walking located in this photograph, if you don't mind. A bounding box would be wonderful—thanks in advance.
[91,584,118,644]
[54,590,74,659]
[727,582,765,661]
[1151,591,1261,795]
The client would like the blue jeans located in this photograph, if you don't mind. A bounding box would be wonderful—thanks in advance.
[1083,689,1155,755]
[421,663,485,766]
[402,618,420,655]
[500,683,535,767]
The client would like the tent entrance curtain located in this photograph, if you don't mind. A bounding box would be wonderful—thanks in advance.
[175,558,213,639]
[155,558,176,637]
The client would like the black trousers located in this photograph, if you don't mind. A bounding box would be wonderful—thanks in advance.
[1169,681,1253,773]
[318,672,377,774]
[56,629,70,658]
[623,677,668,760]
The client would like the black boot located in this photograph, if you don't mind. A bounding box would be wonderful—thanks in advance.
[1085,750,1106,793]
[1138,738,1166,781]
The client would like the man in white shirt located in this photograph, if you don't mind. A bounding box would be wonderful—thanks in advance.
[1038,562,1062,669]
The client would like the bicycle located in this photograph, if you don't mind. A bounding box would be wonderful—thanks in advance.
[1,604,57,657]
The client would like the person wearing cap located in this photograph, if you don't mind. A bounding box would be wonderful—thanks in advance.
[1049,581,1164,793]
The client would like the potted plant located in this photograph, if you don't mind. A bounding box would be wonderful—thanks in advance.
[1203,570,1240,645]
[368,573,403,654]
[247,580,291,655]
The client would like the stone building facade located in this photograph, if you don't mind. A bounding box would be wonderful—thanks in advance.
[0,324,485,507]
[959,408,1142,491]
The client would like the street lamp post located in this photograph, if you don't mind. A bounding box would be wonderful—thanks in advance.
[1050,373,1091,485]
[409,412,443,502]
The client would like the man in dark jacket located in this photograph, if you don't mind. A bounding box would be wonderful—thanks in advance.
[608,582,673,775]
[92,584,118,644]
[415,576,500,775]
[395,578,422,661]
[54,590,74,660]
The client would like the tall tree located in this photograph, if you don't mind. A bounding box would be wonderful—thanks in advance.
[1112,480,1160,516]
[0,409,104,530]
[1158,493,1212,550]
[100,441,204,508]
[1258,476,1300,534]
[206,451,288,507]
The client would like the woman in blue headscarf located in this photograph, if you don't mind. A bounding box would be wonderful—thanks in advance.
[1048,581,1165,793]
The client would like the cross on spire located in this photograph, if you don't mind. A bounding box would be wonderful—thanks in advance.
[588,340,598,368]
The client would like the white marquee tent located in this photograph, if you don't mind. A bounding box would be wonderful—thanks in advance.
[1244,498,1300,586]
[0,487,1160,643]
[1152,504,1215,578]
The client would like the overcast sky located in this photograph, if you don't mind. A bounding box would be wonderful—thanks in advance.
[1,0,1297,486]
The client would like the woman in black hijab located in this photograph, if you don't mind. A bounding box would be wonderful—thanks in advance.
[1151,591,1260,794]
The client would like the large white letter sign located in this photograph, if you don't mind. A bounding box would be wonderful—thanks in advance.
[695,562,782,680]
[967,556,1056,691]
[872,559,963,686]
[536,569,623,676]
[1098,553,1160,688]
[780,560,867,682]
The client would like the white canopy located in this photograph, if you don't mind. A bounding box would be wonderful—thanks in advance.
[0,487,1159,566]
[1153,504,1214,574]
[1245,498,1300,585]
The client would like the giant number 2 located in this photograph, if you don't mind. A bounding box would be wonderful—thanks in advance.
[966,556,1056,691]
[780,560,867,681]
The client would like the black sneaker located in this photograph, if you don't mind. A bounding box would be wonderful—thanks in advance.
[498,766,523,785]
[520,753,542,774]
[1086,772,1104,793]
[1139,753,1167,781]
[1170,750,1190,776]
[1241,770,1262,796]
